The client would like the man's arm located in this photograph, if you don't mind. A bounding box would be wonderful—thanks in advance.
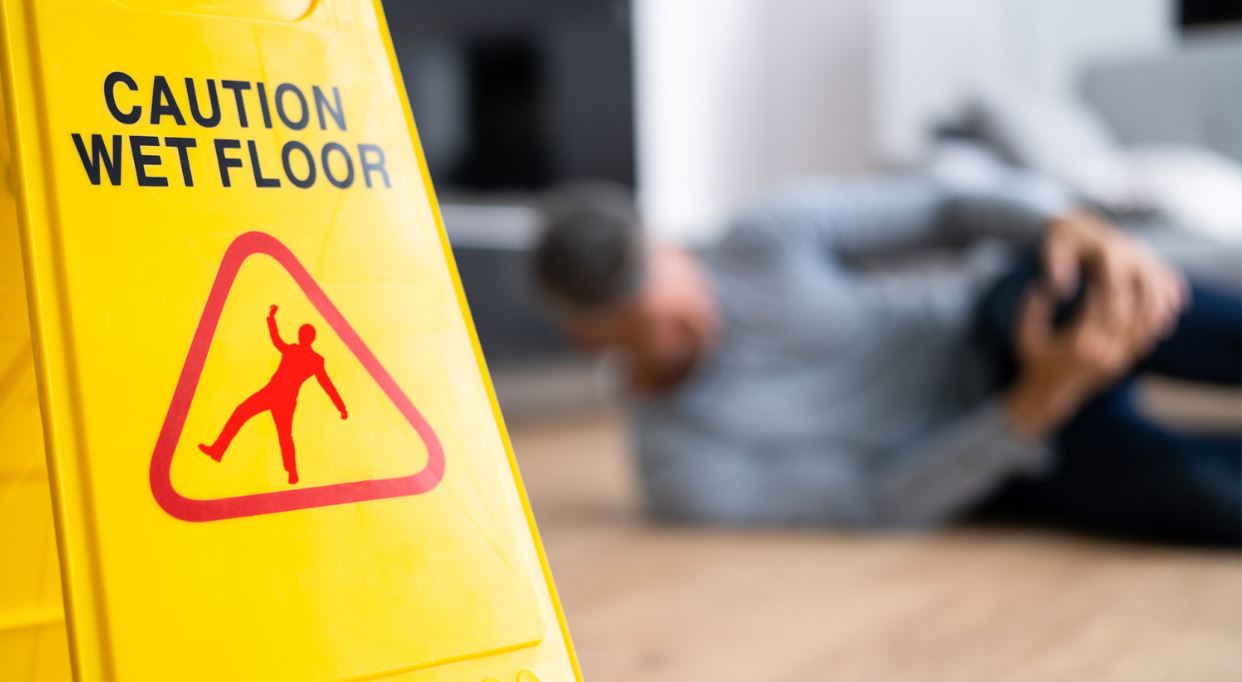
[869,243,1182,526]
[267,305,289,351]
[865,326,1147,527]
[729,174,1064,264]
[315,363,347,419]
[633,396,1041,528]
[866,399,1050,526]
[731,177,1186,350]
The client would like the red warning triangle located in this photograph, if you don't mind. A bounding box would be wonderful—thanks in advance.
[150,231,445,522]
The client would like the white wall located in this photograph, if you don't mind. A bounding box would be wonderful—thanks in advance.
[874,0,1175,163]
[759,0,875,179]
[635,0,1175,243]
[634,0,875,243]
[633,0,768,244]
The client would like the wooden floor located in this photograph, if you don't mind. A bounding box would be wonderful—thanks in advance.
[508,409,1242,682]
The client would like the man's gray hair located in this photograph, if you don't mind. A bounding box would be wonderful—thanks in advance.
[534,183,644,315]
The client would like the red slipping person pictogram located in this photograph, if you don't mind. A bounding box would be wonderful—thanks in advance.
[199,305,348,484]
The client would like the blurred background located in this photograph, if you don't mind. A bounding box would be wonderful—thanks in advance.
[381,2,1242,679]
[384,0,1242,405]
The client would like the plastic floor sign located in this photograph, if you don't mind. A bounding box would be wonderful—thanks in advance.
[0,1,580,680]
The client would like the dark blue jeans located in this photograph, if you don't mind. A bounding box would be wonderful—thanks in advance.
[972,255,1242,546]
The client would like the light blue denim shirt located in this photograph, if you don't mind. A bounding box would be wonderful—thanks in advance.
[632,175,1069,527]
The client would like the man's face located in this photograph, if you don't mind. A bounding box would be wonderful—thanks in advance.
[568,245,718,390]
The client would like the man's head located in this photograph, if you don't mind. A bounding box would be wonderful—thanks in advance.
[534,185,718,391]
[298,323,316,346]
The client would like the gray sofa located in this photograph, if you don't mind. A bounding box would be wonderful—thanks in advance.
[1082,33,1242,164]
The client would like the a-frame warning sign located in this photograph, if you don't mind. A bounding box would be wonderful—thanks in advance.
[0,0,580,680]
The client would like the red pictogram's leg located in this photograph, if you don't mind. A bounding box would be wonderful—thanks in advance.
[200,390,271,461]
[271,401,299,484]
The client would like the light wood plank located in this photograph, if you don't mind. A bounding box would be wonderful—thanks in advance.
[510,409,1242,682]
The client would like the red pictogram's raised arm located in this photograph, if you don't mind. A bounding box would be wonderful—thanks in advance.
[267,305,289,351]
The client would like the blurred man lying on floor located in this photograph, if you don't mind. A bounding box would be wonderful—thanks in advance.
[533,178,1241,545]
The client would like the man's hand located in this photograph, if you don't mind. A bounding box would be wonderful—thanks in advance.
[269,304,279,318]
[1044,212,1188,339]
[1006,211,1190,438]
[1005,283,1163,438]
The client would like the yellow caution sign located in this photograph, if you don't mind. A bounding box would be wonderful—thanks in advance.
[0,95,72,682]
[0,1,580,680]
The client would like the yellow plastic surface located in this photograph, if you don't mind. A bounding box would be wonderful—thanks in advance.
[0,0,580,680]
[0,90,73,682]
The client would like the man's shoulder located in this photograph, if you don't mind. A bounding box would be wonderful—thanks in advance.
[714,178,859,254]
